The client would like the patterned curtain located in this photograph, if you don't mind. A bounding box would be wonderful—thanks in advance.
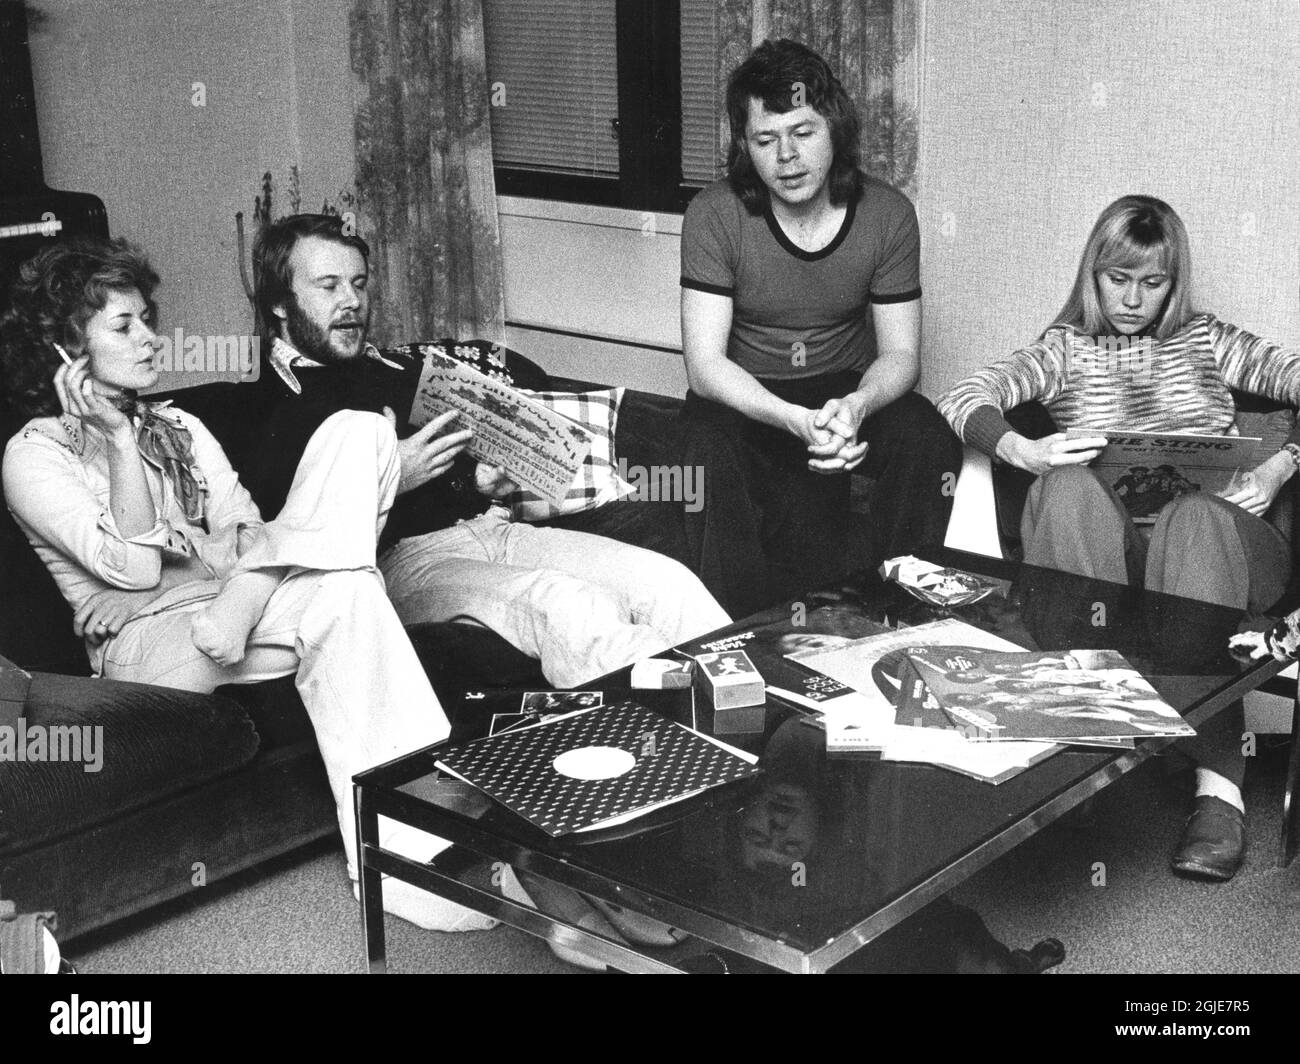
[348,0,506,346]
[711,0,920,197]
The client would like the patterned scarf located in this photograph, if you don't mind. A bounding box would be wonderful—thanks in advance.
[116,394,205,522]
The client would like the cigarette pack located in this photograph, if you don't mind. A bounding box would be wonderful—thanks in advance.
[694,650,766,710]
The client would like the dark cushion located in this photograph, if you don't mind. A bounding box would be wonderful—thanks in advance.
[159,381,254,472]
[214,675,316,749]
[614,390,690,469]
[0,422,85,673]
[540,498,692,570]
[404,622,547,704]
[0,672,260,854]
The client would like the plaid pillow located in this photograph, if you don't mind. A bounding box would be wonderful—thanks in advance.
[504,389,635,521]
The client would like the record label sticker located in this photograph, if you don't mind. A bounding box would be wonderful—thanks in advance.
[552,746,636,781]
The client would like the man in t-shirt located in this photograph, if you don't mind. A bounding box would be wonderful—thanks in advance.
[680,39,961,615]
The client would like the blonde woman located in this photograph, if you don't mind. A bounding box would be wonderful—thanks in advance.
[938,195,1300,881]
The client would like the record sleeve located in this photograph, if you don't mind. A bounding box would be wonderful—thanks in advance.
[786,617,1027,751]
[1088,430,1259,524]
[435,700,759,836]
[905,647,1195,742]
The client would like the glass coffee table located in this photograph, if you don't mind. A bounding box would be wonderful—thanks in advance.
[353,546,1288,973]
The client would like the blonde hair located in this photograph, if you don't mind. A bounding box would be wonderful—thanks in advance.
[1051,195,1194,340]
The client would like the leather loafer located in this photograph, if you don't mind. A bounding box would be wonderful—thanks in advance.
[1171,796,1246,881]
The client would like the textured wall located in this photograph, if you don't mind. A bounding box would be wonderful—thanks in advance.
[917,0,1300,397]
[29,0,355,390]
[26,1,1300,398]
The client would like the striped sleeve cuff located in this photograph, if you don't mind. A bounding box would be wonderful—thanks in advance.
[963,405,1017,457]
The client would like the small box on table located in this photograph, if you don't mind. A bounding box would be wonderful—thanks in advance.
[693,650,767,733]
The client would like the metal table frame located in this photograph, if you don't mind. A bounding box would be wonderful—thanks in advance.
[355,652,1283,974]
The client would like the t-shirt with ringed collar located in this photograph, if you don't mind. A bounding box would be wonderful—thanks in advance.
[680,175,921,381]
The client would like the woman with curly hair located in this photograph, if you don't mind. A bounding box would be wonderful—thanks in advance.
[0,236,492,933]
[938,195,1300,882]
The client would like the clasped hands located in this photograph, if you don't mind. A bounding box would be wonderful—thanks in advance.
[382,407,518,498]
[1000,431,1292,517]
[796,393,869,475]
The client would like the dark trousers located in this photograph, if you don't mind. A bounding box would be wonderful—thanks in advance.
[1021,465,1291,611]
[680,377,961,617]
[1021,466,1292,785]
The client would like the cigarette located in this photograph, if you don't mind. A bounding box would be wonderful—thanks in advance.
[53,342,75,367]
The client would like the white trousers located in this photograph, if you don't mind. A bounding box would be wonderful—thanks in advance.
[101,412,450,878]
[379,508,732,688]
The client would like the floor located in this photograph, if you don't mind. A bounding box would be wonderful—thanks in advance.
[66,741,1299,975]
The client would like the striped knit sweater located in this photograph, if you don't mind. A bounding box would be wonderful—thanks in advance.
[937,314,1300,457]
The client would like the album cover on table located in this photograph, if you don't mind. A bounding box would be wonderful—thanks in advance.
[904,647,1195,742]
[436,700,759,837]
[786,617,1028,752]
[892,654,1136,751]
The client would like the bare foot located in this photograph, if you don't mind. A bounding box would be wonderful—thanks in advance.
[191,569,284,666]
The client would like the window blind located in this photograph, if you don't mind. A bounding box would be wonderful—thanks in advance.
[680,0,723,186]
[483,0,620,177]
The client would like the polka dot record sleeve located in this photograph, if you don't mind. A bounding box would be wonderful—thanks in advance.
[435,701,761,836]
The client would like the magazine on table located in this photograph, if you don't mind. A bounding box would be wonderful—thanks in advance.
[435,699,759,837]
[903,647,1195,742]
[409,343,592,506]
[1085,429,1259,524]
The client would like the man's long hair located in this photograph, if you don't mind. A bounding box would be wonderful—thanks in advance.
[725,39,862,215]
[1050,195,1194,340]
[252,214,370,343]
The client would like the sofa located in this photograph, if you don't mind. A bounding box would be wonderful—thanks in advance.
[0,356,713,943]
